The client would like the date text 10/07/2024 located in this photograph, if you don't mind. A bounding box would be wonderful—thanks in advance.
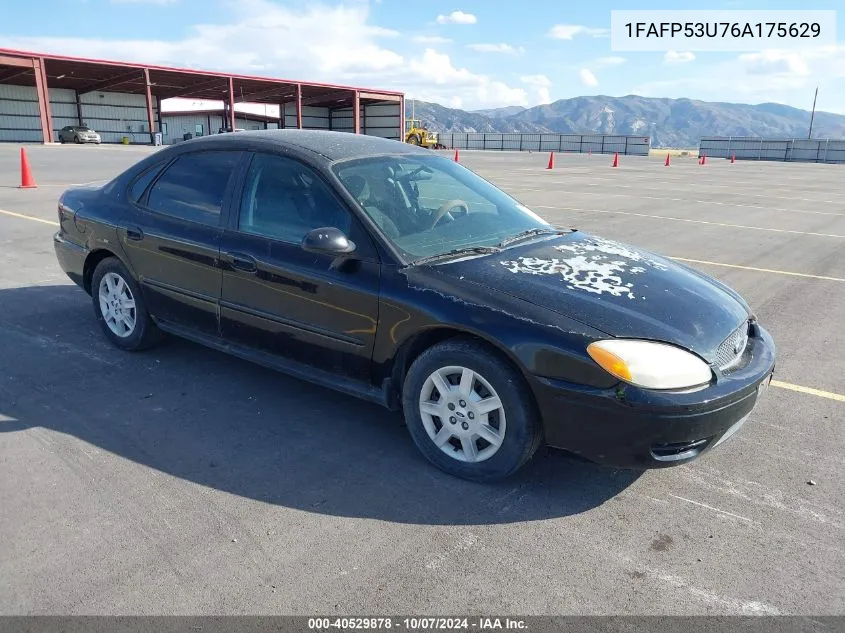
[623,22,821,39]
[308,618,528,630]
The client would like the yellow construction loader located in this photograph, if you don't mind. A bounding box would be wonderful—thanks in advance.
[405,119,445,149]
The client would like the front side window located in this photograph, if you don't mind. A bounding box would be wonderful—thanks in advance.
[333,154,551,261]
[146,151,241,225]
[238,153,351,243]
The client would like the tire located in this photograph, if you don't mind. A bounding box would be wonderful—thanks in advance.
[59,136,66,144]
[91,257,162,351]
[402,338,543,482]
[407,134,421,146]
[74,135,82,144]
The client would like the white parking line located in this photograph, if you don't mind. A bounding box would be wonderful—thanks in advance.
[532,205,845,239]
[499,185,845,217]
[668,257,845,282]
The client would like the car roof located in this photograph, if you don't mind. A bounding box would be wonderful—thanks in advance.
[178,129,430,162]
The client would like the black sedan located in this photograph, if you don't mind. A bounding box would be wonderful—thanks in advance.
[53,130,776,481]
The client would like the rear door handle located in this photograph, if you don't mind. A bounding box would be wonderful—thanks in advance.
[125,226,144,241]
[226,252,257,273]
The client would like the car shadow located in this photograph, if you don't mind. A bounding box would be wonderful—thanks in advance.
[0,284,641,525]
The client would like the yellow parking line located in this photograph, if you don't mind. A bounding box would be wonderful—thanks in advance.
[771,380,845,403]
[0,208,59,226]
[668,257,845,282]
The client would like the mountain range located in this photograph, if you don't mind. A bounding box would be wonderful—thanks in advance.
[405,96,845,148]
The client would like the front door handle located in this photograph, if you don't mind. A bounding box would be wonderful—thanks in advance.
[125,226,144,241]
[226,252,257,273]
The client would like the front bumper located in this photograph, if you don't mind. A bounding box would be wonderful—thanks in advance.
[533,323,777,469]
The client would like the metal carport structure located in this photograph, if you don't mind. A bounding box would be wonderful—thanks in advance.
[0,48,405,144]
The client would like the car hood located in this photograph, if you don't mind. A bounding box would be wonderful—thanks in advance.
[433,231,751,360]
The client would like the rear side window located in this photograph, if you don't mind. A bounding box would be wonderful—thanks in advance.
[146,151,241,225]
[128,161,166,203]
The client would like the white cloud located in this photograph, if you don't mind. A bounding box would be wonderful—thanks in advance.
[467,43,524,55]
[548,24,608,40]
[664,51,696,64]
[404,48,527,107]
[594,56,626,67]
[435,10,477,25]
[579,68,599,87]
[738,49,809,76]
[412,35,452,44]
[634,46,845,111]
[521,74,552,104]
[0,0,529,109]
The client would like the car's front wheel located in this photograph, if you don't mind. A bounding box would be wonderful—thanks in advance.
[91,257,161,351]
[402,338,543,482]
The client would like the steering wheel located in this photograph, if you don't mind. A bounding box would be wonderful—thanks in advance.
[430,199,469,229]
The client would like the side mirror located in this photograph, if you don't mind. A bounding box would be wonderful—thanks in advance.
[301,227,356,256]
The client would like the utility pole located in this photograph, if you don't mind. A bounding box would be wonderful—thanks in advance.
[808,85,818,139]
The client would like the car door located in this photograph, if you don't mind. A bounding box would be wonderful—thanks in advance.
[119,149,244,337]
[218,151,381,380]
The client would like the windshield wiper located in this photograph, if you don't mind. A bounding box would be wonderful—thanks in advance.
[411,246,501,266]
[497,227,567,248]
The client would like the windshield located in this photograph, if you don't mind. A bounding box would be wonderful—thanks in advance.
[77,127,92,132]
[333,154,553,262]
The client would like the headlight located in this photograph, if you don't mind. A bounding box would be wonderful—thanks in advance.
[587,339,712,390]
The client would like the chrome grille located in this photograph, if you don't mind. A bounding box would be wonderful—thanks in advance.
[714,321,750,371]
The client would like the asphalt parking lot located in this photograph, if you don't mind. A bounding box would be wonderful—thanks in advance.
[0,142,843,615]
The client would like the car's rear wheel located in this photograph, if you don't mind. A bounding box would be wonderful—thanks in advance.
[91,257,161,351]
[402,338,543,482]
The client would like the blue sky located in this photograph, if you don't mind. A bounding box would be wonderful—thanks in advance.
[3,0,844,112]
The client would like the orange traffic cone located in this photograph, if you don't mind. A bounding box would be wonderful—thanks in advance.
[547,151,555,169]
[611,152,619,168]
[454,149,460,162]
[730,154,736,164]
[699,153,707,165]
[19,147,37,189]
[665,152,671,167]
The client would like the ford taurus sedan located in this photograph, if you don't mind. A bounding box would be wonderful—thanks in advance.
[53,130,776,481]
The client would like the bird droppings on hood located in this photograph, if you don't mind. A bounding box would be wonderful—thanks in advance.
[500,236,669,300]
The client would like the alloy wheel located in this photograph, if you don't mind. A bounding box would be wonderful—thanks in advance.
[98,272,137,338]
[418,365,506,463]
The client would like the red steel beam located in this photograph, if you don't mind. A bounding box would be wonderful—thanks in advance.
[399,94,405,140]
[353,91,361,134]
[143,68,155,143]
[32,57,53,143]
[295,84,303,129]
[227,76,236,131]
[0,54,31,68]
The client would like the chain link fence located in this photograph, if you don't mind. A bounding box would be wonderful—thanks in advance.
[699,137,845,163]
[437,133,651,156]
